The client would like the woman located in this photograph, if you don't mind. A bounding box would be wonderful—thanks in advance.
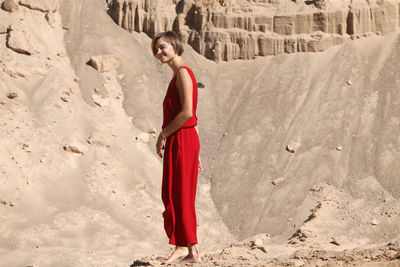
[151,31,202,264]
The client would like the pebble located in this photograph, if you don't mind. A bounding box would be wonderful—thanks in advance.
[148,128,157,134]
[331,236,346,246]
[370,219,378,225]
[7,92,18,99]
[63,145,85,155]
[286,142,301,153]
[272,176,286,185]
[336,146,343,151]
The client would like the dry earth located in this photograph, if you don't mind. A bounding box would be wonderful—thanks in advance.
[0,0,399,266]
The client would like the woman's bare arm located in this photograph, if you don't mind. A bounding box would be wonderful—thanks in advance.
[156,68,193,157]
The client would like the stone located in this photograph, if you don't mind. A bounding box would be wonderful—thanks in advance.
[134,132,150,143]
[250,234,271,247]
[370,219,378,225]
[148,128,157,134]
[7,92,18,99]
[86,132,111,147]
[336,146,343,151]
[331,236,346,246]
[272,176,286,185]
[89,55,121,73]
[6,29,34,55]
[286,142,301,153]
[19,0,59,12]
[63,144,87,154]
[91,94,109,107]
[1,0,19,12]
[60,96,69,102]
[197,82,205,88]
[45,11,56,25]
[346,80,352,85]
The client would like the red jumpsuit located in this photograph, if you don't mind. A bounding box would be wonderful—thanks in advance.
[161,66,200,246]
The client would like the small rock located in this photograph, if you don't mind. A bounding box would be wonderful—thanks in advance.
[6,29,34,55]
[383,197,391,202]
[45,11,55,25]
[286,142,301,153]
[89,55,121,73]
[136,184,147,190]
[7,92,18,99]
[223,132,228,137]
[148,128,157,134]
[1,0,19,12]
[57,52,66,58]
[86,132,110,147]
[250,234,271,247]
[74,77,80,82]
[336,146,343,151]
[63,144,86,155]
[134,132,150,143]
[91,94,109,107]
[60,96,69,102]
[272,176,286,186]
[346,80,352,85]
[370,219,378,225]
[197,82,205,89]
[331,236,346,246]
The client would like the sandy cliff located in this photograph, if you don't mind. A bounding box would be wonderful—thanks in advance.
[108,0,400,61]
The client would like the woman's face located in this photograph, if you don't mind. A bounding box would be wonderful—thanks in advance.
[154,38,176,63]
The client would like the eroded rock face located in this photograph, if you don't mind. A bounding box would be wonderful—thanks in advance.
[19,0,59,12]
[107,0,400,61]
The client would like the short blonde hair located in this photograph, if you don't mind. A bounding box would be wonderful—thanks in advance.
[151,31,184,57]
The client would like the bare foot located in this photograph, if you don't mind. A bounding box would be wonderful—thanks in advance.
[162,246,188,265]
[180,244,201,263]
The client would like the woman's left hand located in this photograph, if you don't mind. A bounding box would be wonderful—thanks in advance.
[156,134,166,158]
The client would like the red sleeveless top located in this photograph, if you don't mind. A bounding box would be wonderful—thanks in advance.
[162,66,198,130]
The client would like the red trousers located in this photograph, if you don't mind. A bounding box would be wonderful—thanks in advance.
[162,127,200,246]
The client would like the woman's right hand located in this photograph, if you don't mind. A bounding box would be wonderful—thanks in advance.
[156,133,166,158]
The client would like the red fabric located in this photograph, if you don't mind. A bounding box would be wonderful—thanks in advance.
[161,66,200,246]
[162,67,198,129]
